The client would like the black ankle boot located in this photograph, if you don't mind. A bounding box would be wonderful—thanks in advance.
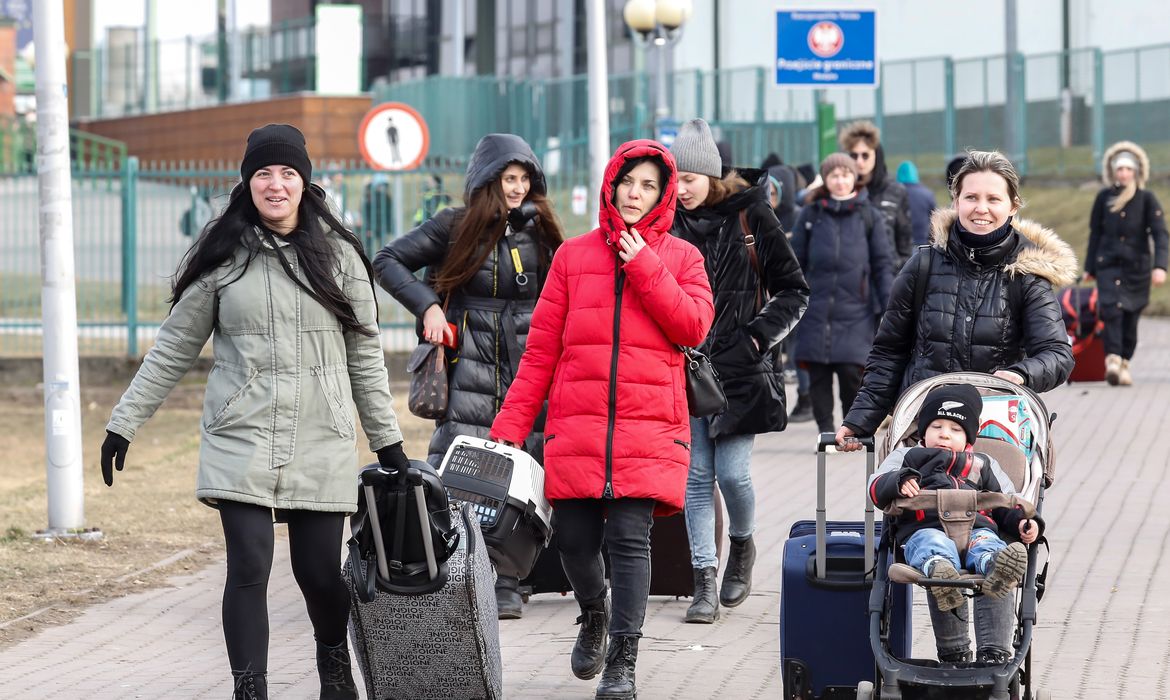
[495,574,523,620]
[720,535,756,607]
[572,595,610,680]
[684,567,720,623]
[938,649,972,665]
[977,647,1011,665]
[595,635,639,700]
[316,640,359,700]
[231,671,267,700]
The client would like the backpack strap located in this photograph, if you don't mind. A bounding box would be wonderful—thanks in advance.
[912,244,932,314]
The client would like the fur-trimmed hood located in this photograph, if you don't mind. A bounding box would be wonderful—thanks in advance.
[1102,140,1149,188]
[929,208,1079,288]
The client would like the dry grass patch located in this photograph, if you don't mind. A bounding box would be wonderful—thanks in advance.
[0,380,434,648]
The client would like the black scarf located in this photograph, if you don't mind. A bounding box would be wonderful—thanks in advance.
[956,216,1014,250]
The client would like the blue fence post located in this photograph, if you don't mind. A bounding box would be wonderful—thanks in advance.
[121,156,139,358]
[874,63,884,133]
[1092,48,1105,171]
[944,57,956,158]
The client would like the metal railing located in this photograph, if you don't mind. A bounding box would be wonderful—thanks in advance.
[0,156,492,357]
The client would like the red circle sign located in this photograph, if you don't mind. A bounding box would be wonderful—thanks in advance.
[358,102,431,171]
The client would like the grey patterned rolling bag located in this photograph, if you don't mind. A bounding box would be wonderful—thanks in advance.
[344,462,503,700]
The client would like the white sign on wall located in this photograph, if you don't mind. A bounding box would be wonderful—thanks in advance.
[315,5,363,96]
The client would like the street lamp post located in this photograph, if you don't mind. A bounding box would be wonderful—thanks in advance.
[623,0,692,123]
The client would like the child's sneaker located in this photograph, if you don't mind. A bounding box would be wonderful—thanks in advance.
[983,542,1028,598]
[926,559,965,611]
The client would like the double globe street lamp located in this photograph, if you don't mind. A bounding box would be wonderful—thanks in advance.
[622,0,693,122]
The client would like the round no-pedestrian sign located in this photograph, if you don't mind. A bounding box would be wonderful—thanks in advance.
[358,102,430,171]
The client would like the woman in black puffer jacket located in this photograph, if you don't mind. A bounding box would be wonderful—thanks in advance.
[1084,140,1169,386]
[838,150,1076,443]
[670,119,809,625]
[373,133,564,619]
[836,150,1076,666]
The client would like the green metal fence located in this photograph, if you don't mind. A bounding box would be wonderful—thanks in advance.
[0,155,497,358]
[371,42,1170,181]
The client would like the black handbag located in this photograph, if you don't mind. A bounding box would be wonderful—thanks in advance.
[681,346,726,417]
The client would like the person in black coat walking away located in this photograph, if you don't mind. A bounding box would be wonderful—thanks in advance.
[791,153,893,433]
[373,133,565,619]
[835,149,1077,664]
[1083,140,1169,386]
[840,120,913,269]
[896,160,939,246]
[671,119,809,624]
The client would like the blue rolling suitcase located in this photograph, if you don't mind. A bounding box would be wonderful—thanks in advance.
[780,434,912,699]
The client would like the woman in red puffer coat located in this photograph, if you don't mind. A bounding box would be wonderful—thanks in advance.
[492,140,713,700]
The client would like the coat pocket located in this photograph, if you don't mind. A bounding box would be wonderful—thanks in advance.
[311,364,356,439]
[204,364,261,433]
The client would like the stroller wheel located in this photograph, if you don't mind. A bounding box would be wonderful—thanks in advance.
[1032,689,1051,700]
[856,681,875,700]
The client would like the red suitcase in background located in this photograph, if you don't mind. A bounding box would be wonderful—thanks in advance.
[1059,286,1106,383]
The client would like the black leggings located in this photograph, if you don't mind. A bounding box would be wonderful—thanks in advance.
[1101,308,1141,359]
[805,362,864,433]
[218,501,348,674]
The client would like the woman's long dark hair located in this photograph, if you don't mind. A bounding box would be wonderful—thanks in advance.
[170,182,379,336]
[432,169,565,297]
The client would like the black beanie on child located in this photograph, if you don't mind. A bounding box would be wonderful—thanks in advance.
[240,124,313,184]
[917,384,982,445]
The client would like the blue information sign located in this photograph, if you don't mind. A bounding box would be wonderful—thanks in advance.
[775,10,877,87]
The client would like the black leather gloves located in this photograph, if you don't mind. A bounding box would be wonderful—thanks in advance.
[506,201,539,230]
[375,442,411,473]
[101,431,131,487]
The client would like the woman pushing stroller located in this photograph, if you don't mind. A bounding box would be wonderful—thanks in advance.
[837,149,1076,664]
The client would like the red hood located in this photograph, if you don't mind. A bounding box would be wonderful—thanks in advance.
[598,139,678,246]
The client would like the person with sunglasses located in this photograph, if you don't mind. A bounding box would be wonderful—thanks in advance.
[840,121,914,270]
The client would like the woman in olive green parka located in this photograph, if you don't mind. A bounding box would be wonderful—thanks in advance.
[101,124,407,700]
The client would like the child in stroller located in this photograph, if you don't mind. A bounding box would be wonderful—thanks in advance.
[869,384,1043,656]
[861,374,1054,700]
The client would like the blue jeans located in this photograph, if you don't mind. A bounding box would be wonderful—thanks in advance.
[903,527,1006,576]
[684,417,756,569]
[903,527,1017,657]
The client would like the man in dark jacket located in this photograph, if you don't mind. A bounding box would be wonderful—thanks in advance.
[896,160,938,246]
[839,121,913,270]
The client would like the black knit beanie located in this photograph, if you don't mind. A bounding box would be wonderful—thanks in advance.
[917,384,982,445]
[240,124,313,184]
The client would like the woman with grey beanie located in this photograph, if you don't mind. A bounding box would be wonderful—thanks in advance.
[670,118,809,624]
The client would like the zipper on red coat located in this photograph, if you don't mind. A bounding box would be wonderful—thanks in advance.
[604,254,625,499]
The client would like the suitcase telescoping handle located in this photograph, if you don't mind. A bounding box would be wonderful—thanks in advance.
[815,433,876,583]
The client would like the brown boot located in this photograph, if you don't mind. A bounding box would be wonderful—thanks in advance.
[1105,354,1122,385]
[1118,358,1133,386]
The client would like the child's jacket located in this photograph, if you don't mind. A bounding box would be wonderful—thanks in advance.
[869,445,1042,547]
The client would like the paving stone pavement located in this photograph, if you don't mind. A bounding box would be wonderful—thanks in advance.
[2,320,1168,699]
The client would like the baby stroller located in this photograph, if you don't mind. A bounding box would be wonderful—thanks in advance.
[859,372,1054,700]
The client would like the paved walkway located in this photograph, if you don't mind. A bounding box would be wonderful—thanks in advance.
[3,320,1169,699]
